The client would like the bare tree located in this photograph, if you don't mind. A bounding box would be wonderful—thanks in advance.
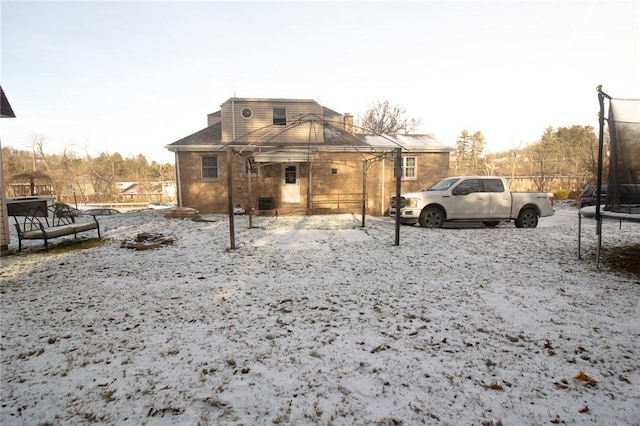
[86,152,123,202]
[358,99,421,135]
[527,127,559,191]
[509,141,525,184]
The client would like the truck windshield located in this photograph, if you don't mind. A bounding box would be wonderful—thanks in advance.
[426,178,460,191]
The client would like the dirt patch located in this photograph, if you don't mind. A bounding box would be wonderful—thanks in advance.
[602,244,640,280]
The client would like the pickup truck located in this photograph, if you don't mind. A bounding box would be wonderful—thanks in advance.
[390,176,555,228]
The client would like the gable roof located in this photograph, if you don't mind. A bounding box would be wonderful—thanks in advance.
[165,98,454,154]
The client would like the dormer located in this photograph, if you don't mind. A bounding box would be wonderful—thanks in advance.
[220,98,325,145]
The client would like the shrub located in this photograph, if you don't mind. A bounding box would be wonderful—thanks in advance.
[553,189,571,200]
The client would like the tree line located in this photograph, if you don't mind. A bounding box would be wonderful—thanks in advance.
[453,125,603,193]
[2,134,175,203]
[358,99,603,194]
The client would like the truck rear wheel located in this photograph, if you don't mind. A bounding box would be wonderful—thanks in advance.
[515,208,538,228]
[419,207,445,228]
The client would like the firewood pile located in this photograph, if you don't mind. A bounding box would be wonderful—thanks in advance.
[120,232,177,250]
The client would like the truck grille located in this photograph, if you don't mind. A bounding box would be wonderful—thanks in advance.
[390,196,406,208]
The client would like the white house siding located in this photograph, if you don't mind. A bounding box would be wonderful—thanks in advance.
[221,99,325,145]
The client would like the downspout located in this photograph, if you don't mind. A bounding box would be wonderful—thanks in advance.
[231,97,236,142]
[381,155,385,215]
[175,151,182,207]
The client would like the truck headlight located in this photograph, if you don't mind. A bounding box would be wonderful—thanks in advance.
[406,198,418,208]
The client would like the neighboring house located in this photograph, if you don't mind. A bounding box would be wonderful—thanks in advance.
[165,97,454,215]
[117,181,176,203]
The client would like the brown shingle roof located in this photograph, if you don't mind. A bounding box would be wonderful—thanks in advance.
[322,123,369,147]
[167,122,222,147]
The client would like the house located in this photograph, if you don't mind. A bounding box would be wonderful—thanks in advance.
[117,181,176,203]
[165,97,454,215]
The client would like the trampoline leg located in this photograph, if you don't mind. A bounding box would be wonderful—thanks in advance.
[578,212,582,259]
[596,217,602,270]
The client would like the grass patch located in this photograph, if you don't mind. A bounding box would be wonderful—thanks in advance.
[26,238,109,255]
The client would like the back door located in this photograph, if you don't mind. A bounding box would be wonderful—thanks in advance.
[482,178,511,218]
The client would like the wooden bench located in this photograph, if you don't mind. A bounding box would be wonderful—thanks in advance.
[7,200,101,251]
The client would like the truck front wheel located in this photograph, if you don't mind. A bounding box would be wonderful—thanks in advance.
[419,207,445,228]
[515,208,538,228]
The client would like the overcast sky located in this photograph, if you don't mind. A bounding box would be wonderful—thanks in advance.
[1,0,638,163]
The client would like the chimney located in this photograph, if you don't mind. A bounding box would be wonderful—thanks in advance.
[343,113,354,133]
[207,111,222,127]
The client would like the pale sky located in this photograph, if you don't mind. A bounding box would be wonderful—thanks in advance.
[1,0,639,163]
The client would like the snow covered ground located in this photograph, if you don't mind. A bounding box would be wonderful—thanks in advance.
[1,206,639,425]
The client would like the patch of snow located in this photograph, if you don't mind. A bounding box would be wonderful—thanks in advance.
[1,208,639,425]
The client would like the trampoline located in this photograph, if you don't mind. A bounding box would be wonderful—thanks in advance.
[578,88,640,266]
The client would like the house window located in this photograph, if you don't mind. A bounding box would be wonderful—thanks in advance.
[273,107,286,126]
[402,157,417,180]
[241,108,253,119]
[202,156,218,180]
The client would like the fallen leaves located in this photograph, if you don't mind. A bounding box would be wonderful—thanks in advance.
[553,371,599,391]
[550,414,562,424]
[619,375,632,384]
[371,343,391,353]
[480,381,504,391]
[574,371,598,387]
[16,347,45,359]
[505,334,519,343]
[553,379,569,390]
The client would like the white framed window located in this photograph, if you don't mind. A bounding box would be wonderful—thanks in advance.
[402,156,417,180]
[201,155,218,180]
[273,107,286,126]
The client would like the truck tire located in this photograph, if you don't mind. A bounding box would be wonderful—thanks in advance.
[482,221,500,227]
[515,208,538,228]
[419,207,445,228]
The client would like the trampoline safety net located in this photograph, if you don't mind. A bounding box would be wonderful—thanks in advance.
[605,97,640,214]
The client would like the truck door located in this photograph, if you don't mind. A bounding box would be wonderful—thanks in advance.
[450,179,488,219]
[482,179,511,218]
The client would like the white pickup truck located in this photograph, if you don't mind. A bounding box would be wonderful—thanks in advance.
[390,176,555,228]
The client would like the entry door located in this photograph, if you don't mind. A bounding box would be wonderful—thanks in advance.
[281,164,300,203]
